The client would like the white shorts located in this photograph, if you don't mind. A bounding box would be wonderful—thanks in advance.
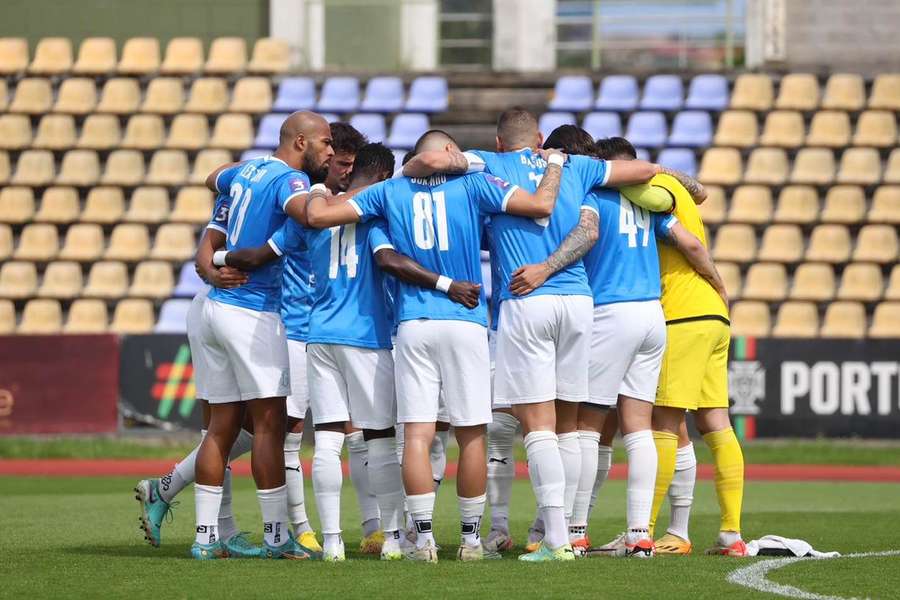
[286,339,309,419]
[394,336,449,422]
[307,343,396,430]
[494,294,594,405]
[588,300,666,406]
[197,299,290,403]
[394,319,491,427]
[488,328,510,410]
[186,287,210,399]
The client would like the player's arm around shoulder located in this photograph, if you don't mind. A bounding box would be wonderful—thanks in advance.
[504,150,566,218]
[298,184,362,229]
[195,229,247,289]
[666,222,728,306]
[401,149,482,178]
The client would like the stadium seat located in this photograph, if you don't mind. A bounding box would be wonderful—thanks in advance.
[117,37,159,75]
[582,112,622,140]
[28,37,72,74]
[837,147,881,185]
[595,75,639,111]
[820,301,866,338]
[273,78,316,112]
[887,266,900,300]
[0,79,7,111]
[853,224,899,263]
[713,110,758,147]
[758,224,804,263]
[77,114,121,149]
[81,186,125,224]
[773,185,819,224]
[146,150,188,186]
[538,112,577,140]
[53,78,97,114]
[125,186,169,223]
[0,114,33,150]
[105,223,150,262]
[853,110,897,147]
[870,302,900,337]
[744,147,788,185]
[160,37,203,74]
[806,111,851,147]
[387,113,430,149]
[549,75,594,112]
[130,261,174,298]
[165,114,209,150]
[248,38,290,74]
[0,299,14,333]
[12,150,55,186]
[790,148,836,185]
[190,149,232,184]
[14,224,58,261]
[406,76,449,113]
[640,74,683,111]
[790,262,835,301]
[100,150,144,186]
[822,74,865,111]
[230,77,273,113]
[656,148,696,177]
[37,260,82,298]
[712,224,756,263]
[121,114,165,150]
[0,225,11,262]
[9,78,52,114]
[0,151,9,185]
[775,73,819,111]
[73,37,116,74]
[0,187,35,224]
[171,187,213,223]
[0,38,28,75]
[668,111,712,147]
[772,302,819,338]
[806,224,852,263]
[185,77,228,114]
[151,224,195,261]
[729,185,772,224]
[0,261,37,298]
[205,37,246,74]
[361,76,405,112]
[34,187,79,223]
[141,77,184,114]
[697,148,742,185]
[350,113,387,143]
[59,223,104,262]
[173,262,207,297]
[317,76,360,113]
[64,299,108,333]
[868,73,900,110]
[96,78,140,115]
[717,262,741,299]
[759,111,805,148]
[254,113,287,148]
[55,150,100,187]
[886,149,900,184]
[154,298,192,332]
[698,186,725,224]
[837,263,883,301]
[821,185,865,223]
[18,299,62,334]
[110,298,155,333]
[730,301,771,337]
[625,111,667,148]
[33,114,75,150]
[83,261,128,298]
[685,74,729,110]
[210,113,254,150]
[730,74,773,111]
[869,186,900,223]
[743,262,787,301]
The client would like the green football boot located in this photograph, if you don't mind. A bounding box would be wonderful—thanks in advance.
[223,532,262,558]
[134,479,173,547]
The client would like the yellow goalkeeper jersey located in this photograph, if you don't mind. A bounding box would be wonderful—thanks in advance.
[654,173,729,323]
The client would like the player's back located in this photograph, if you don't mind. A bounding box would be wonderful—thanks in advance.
[269,219,312,342]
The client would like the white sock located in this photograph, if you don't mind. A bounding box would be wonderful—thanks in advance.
[283,431,310,533]
[161,430,206,503]
[523,431,567,549]
[588,444,613,520]
[229,428,253,461]
[459,494,486,546]
[407,492,436,549]
[486,412,517,534]
[313,430,345,537]
[194,483,222,545]
[557,431,581,521]
[347,431,381,530]
[395,424,405,464]
[257,484,289,547]
[218,466,237,541]
[667,443,696,541]
[623,430,657,536]
[367,437,404,534]
[431,429,450,490]
[571,430,600,532]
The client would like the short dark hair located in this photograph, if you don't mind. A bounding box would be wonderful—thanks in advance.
[593,136,637,160]
[543,125,596,157]
[412,129,458,155]
[330,122,367,155]
[351,143,395,180]
[497,106,538,147]
[401,151,414,165]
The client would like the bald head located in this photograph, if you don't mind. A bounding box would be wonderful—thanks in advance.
[279,111,330,147]
[496,107,541,151]
[413,129,460,154]
[275,111,334,182]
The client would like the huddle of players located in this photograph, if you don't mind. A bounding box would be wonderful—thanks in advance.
[134,106,747,562]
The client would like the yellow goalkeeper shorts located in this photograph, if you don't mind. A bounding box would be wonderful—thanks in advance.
[655,317,730,411]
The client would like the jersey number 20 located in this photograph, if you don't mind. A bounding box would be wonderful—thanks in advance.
[412,191,449,251]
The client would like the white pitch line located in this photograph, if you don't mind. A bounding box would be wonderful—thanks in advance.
[727,550,900,600]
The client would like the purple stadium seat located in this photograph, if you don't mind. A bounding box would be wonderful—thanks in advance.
[254,113,288,148]
[538,112,577,140]
[391,149,408,169]
[686,74,729,110]
[173,262,208,298]
[625,111,667,148]
[595,75,639,111]
[154,298,193,333]
[668,110,713,147]
[656,148,697,177]
[350,113,387,143]
[582,112,622,140]
[321,113,340,123]
[240,148,269,161]
[640,74,684,111]
[635,147,651,161]
[317,76,360,113]
[405,76,448,113]
[361,76,405,112]
[272,77,316,112]
[386,113,430,149]
[548,76,594,112]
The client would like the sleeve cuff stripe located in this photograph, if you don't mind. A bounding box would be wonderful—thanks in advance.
[282,191,308,210]
[372,243,394,254]
[267,238,283,256]
[581,205,600,216]
[206,224,227,234]
[347,199,364,216]
[600,160,611,186]
[500,185,520,212]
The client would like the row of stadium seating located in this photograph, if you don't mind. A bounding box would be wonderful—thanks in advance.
[0,297,193,334]
[720,261,900,302]
[730,300,900,338]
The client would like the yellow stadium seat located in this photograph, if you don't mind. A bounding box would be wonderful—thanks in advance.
[34,187,79,223]
[744,147,788,185]
[742,262,787,301]
[117,37,160,75]
[730,301,771,337]
[37,260,83,298]
[151,224,196,261]
[110,299,155,334]
[121,114,165,150]
[205,37,246,74]
[80,186,125,224]
[10,78,52,114]
[125,187,170,223]
[0,151,8,184]
[230,77,272,113]
[0,225,11,261]
[96,78,141,114]
[83,261,128,298]
[105,223,150,262]
[141,77,184,114]
[772,301,819,338]
[0,261,37,298]
[73,37,116,74]
[717,262,742,299]
[184,77,229,114]
[14,223,58,261]
[789,148,835,185]
[773,186,819,224]
[33,114,76,150]
[697,185,725,224]
[64,298,109,333]
[165,113,209,150]
[820,301,866,338]
[836,147,881,185]
[697,148,742,185]
[806,111,851,147]
[0,186,35,224]
[190,149,232,184]
[58,223,104,262]
[171,187,213,224]
[758,111,804,148]
[53,78,97,114]
[853,110,897,147]
[887,266,900,301]
[210,113,253,150]
[869,186,900,223]
[129,261,174,298]
[0,79,6,111]
[728,185,772,224]
[56,150,100,186]
[77,114,121,150]
[160,37,203,75]
[0,299,14,333]
[853,224,899,263]
[0,38,29,75]
[774,73,819,111]
[249,38,291,73]
[821,74,865,111]
[28,37,72,74]
[712,224,756,263]
[870,302,900,337]
[806,224,852,263]
[758,224,804,263]
[868,74,900,110]
[713,110,757,147]
[837,262,883,302]
[821,185,865,224]
[886,149,900,184]
[790,263,835,301]
[0,114,33,150]
[145,150,189,186]
[730,74,773,111]
[100,150,145,186]
[18,299,63,334]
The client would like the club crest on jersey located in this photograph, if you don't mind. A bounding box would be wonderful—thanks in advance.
[484,174,510,190]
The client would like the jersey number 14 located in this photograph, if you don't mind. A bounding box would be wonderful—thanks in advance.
[328,224,358,279]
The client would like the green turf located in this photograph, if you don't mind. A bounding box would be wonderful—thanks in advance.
[1,475,897,599]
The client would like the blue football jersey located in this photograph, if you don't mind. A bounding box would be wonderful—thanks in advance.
[268,220,312,342]
[466,149,610,302]
[208,156,310,312]
[206,192,231,235]
[349,172,518,326]
[583,188,677,306]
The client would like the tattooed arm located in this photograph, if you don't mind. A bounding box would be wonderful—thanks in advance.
[401,149,472,178]
[503,153,565,219]
[659,166,707,204]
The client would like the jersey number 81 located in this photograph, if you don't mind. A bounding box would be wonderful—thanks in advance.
[412,191,450,251]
